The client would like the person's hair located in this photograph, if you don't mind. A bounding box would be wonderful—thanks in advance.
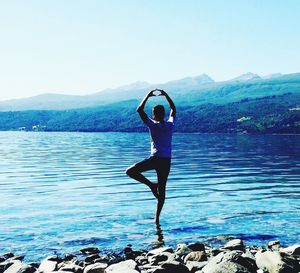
[153,105,165,121]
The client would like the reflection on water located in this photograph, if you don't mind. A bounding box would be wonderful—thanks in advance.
[0,131,299,261]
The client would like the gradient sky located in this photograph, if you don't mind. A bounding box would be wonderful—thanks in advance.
[0,0,299,101]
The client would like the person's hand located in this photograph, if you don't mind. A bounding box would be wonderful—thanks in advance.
[147,90,157,97]
[156,89,167,96]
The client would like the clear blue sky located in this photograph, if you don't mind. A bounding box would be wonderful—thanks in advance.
[0,0,299,101]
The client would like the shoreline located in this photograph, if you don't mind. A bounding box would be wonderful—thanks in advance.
[1,130,300,136]
[1,239,299,273]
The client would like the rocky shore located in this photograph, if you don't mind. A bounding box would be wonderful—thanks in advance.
[1,239,300,273]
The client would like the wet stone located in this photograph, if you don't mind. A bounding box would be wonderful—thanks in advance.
[268,240,280,251]
[184,251,207,263]
[222,239,244,251]
[80,248,100,256]
[83,263,107,273]
[85,255,100,264]
[187,243,205,252]
[2,254,14,261]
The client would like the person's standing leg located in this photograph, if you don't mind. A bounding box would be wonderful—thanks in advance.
[125,158,159,198]
[154,158,171,225]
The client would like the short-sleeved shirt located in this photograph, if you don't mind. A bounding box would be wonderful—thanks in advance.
[145,116,175,158]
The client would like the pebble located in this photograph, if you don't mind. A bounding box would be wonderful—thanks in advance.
[2,239,300,273]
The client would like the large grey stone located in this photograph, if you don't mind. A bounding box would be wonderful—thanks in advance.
[3,262,36,273]
[186,261,208,272]
[204,261,251,273]
[83,263,107,273]
[202,251,255,273]
[187,243,205,252]
[280,244,300,256]
[148,253,174,266]
[104,260,138,273]
[255,250,299,273]
[184,251,207,263]
[146,248,173,258]
[160,261,190,273]
[175,244,192,257]
[38,257,58,273]
[222,239,244,251]
[60,264,83,273]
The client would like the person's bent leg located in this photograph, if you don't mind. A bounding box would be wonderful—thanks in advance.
[125,158,158,198]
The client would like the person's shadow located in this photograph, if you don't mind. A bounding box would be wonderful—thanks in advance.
[151,224,165,248]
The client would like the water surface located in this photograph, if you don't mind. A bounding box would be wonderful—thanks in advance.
[0,132,299,261]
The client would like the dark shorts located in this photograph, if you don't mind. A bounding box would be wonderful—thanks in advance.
[130,156,171,183]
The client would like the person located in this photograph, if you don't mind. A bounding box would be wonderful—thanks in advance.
[125,89,176,225]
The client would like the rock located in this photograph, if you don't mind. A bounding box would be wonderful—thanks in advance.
[160,261,190,273]
[63,255,77,262]
[203,261,251,273]
[186,261,208,272]
[187,243,205,252]
[146,248,173,258]
[9,257,24,262]
[268,241,280,251]
[38,256,59,273]
[2,254,14,260]
[124,246,135,260]
[202,251,256,273]
[280,244,300,256]
[85,255,100,264]
[60,264,83,273]
[184,251,207,263]
[27,264,39,269]
[3,262,36,273]
[222,239,244,251]
[255,250,299,273]
[175,244,192,257]
[138,264,160,273]
[135,255,148,265]
[83,263,107,273]
[104,260,138,273]
[148,253,175,266]
[80,248,100,255]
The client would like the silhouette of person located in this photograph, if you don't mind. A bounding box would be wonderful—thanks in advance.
[126,89,176,225]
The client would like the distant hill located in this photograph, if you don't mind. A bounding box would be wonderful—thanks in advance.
[1,72,299,111]
[230,72,261,82]
[0,93,299,134]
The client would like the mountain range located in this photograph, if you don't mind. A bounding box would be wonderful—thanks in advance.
[1,72,298,111]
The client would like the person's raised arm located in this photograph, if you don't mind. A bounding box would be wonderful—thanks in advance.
[157,89,176,118]
[136,90,156,124]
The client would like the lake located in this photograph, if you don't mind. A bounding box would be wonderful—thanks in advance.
[0,131,299,261]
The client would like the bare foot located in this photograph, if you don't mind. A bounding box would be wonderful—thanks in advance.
[149,182,158,199]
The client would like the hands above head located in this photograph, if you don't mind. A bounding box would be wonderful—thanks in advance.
[147,89,157,97]
[147,89,168,97]
[156,89,167,96]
